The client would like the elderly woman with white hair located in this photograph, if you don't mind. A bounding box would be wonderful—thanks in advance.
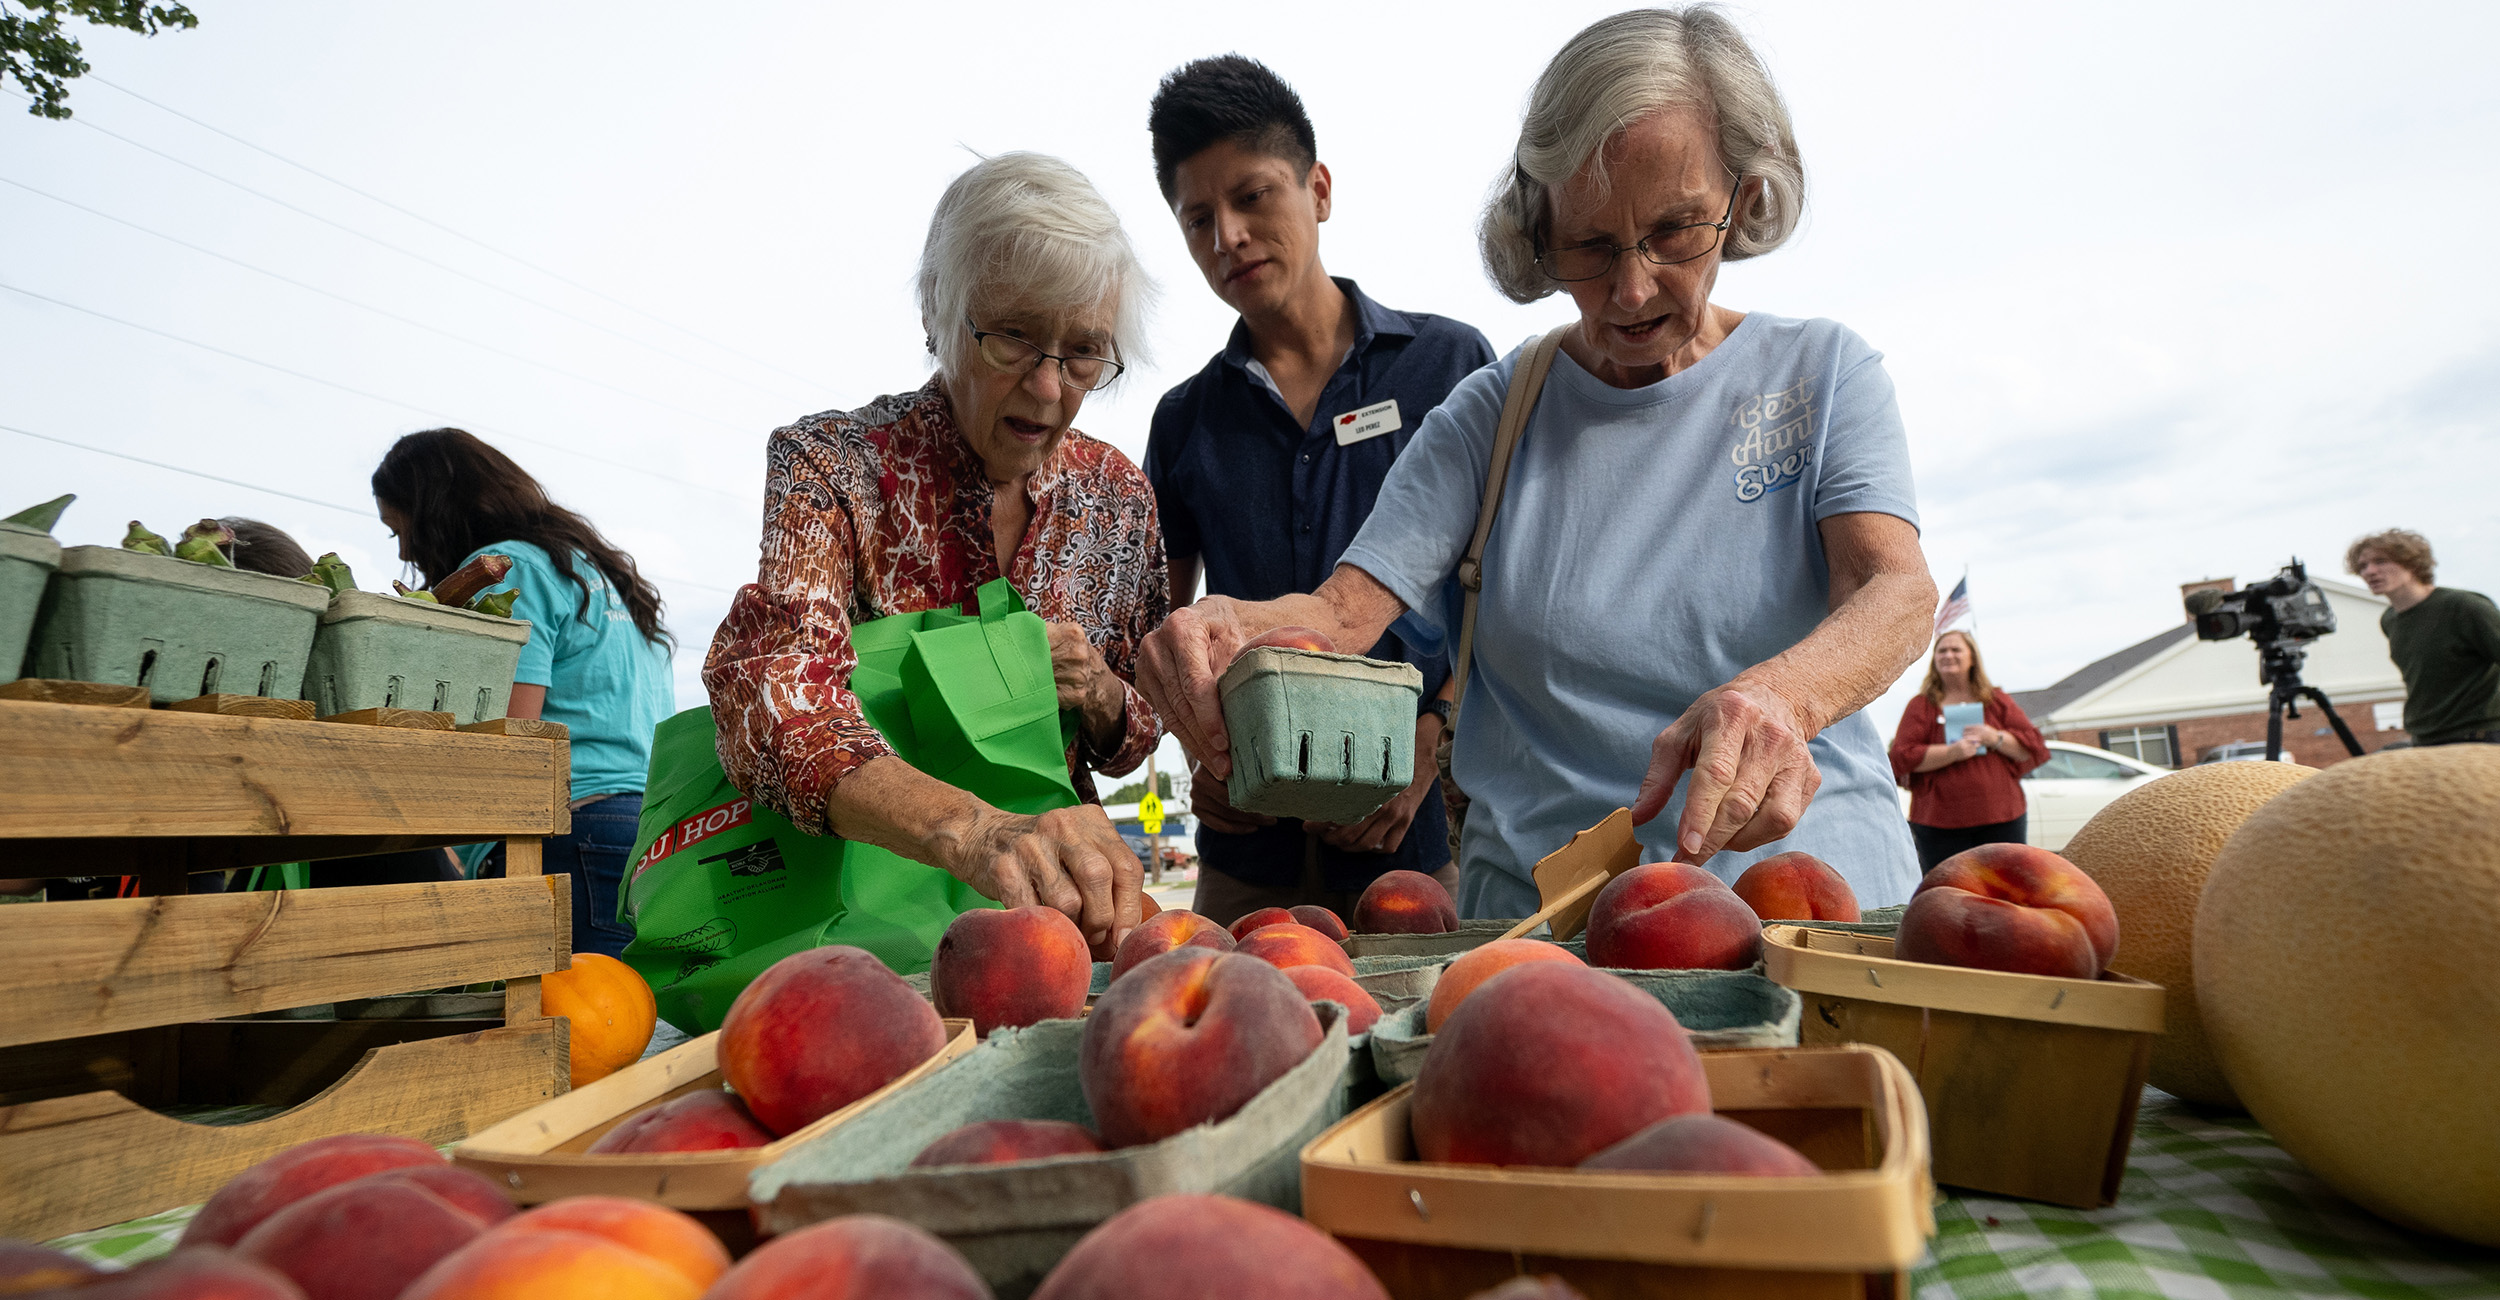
[1140,8,1937,914]
[707,153,1160,951]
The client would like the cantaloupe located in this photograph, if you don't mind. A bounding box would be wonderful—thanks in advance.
[2062,760,2312,1106]
[2195,746,2500,1246]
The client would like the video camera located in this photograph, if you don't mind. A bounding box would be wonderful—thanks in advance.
[2184,560,2336,648]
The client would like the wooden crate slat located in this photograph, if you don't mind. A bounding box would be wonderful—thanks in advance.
[0,877,568,1047]
[0,699,567,838]
[0,1021,562,1240]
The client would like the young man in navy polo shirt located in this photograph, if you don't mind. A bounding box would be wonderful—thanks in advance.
[1143,55,1495,926]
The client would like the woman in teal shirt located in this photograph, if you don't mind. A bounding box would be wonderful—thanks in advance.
[374,428,675,955]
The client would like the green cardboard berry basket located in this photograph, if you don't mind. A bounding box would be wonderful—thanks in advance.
[0,523,62,682]
[1218,645,1423,823]
[304,590,532,722]
[28,545,329,702]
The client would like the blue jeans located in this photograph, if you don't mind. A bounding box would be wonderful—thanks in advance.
[484,794,642,957]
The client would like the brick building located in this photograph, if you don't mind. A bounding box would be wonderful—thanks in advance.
[2008,578,2407,769]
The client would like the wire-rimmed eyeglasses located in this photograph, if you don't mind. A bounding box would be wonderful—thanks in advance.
[966,318,1125,392]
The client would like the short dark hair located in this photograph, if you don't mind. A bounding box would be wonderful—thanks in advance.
[1148,55,1318,204]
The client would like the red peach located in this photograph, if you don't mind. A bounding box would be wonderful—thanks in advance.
[1353,870,1458,935]
[702,1215,991,1300]
[1578,1113,1823,1176]
[1108,910,1234,981]
[1412,963,1708,1168]
[1079,950,1323,1148]
[718,946,947,1136]
[1288,906,1350,941]
[1426,939,1585,1033]
[1031,1194,1384,1300]
[402,1228,697,1300]
[1227,907,1296,941]
[0,1241,102,1292]
[1238,627,1337,656]
[1280,965,1382,1034]
[932,905,1093,1036]
[181,1133,442,1248]
[1896,843,2119,978]
[1730,852,1861,922]
[489,1197,730,1292]
[909,1119,1107,1168]
[235,1166,511,1300]
[1235,923,1357,977]
[1089,893,1160,963]
[56,1248,305,1300]
[1584,863,1762,971]
[589,1090,774,1154]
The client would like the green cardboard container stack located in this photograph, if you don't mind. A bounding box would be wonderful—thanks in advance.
[0,523,62,682]
[304,590,531,721]
[28,546,329,703]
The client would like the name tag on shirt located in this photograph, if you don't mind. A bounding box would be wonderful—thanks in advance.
[1334,398,1400,446]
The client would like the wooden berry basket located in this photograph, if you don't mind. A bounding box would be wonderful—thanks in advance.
[452,1019,976,1209]
[1300,1044,1933,1300]
[1761,924,2165,1209]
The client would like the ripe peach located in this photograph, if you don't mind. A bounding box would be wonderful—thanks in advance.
[1584,863,1762,971]
[1425,939,1585,1033]
[589,1089,773,1154]
[1089,892,1160,963]
[1730,851,1861,923]
[1289,905,1350,941]
[1107,910,1234,981]
[1228,907,1296,940]
[488,1198,730,1292]
[1031,1194,1384,1300]
[181,1133,442,1247]
[1238,626,1337,655]
[1412,962,1708,1168]
[1235,923,1357,977]
[235,1166,511,1300]
[717,946,947,1136]
[402,1229,698,1300]
[703,1215,991,1300]
[1578,1114,1822,1176]
[1896,843,2119,978]
[909,1119,1107,1168]
[1079,950,1323,1148]
[0,1241,101,1292]
[931,905,1093,1036]
[59,1248,305,1300]
[1353,870,1457,934]
[1280,965,1382,1033]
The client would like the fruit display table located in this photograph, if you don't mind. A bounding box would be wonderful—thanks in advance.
[42,1086,2500,1295]
[0,696,575,1240]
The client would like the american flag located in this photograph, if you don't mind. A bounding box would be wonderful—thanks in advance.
[1934,576,1972,636]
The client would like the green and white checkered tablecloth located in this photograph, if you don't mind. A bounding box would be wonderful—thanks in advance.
[46,1089,2500,1295]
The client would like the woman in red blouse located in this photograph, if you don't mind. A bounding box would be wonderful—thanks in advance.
[1888,630,2049,869]
[705,154,1163,955]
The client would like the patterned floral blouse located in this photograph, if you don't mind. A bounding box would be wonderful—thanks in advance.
[705,379,1169,835]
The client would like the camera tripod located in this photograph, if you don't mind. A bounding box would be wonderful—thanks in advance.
[2258,640,2367,762]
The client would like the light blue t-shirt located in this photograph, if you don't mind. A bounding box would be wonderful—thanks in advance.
[1339,313,1924,915]
[469,539,674,803]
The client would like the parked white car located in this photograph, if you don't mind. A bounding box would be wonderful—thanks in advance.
[1895,740,2169,851]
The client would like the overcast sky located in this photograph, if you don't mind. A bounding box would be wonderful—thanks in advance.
[6,1,2495,793]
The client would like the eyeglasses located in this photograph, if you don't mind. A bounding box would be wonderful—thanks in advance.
[965,318,1126,392]
[1534,178,1743,283]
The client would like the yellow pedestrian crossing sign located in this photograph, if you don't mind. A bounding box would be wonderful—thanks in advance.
[1139,792,1165,835]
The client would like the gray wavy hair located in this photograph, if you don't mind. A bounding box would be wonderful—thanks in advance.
[917,152,1154,384]
[1482,6,1804,304]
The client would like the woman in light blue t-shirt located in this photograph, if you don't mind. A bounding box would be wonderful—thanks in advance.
[374,429,675,955]
[1138,11,1938,914]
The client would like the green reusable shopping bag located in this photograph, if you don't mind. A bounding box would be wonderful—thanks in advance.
[618,579,1081,1033]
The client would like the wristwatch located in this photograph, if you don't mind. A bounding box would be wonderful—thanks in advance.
[1420,699,1453,726]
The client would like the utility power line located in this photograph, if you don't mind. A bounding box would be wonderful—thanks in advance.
[92,75,839,400]
[0,175,753,434]
[0,279,744,500]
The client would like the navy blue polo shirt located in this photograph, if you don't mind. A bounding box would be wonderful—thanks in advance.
[1144,278,1495,891]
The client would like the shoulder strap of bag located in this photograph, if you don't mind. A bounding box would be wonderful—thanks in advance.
[1448,323,1574,728]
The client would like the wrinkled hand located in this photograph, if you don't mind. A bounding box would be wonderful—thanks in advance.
[1628,683,1823,863]
[954,804,1143,953]
[1049,621,1125,743]
[1137,599,1252,778]
[1187,759,1275,835]
[1313,713,1441,854]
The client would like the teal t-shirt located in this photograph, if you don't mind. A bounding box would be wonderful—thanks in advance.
[469,540,674,801]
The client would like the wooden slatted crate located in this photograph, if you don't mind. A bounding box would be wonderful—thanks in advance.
[0,697,577,1239]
